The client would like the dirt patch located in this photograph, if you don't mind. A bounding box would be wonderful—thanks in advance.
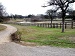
[15,41,37,46]
[25,37,37,40]
[0,25,7,31]
[68,37,75,41]
[59,36,75,42]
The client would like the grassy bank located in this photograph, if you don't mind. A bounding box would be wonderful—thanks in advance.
[0,25,6,31]
[10,24,75,48]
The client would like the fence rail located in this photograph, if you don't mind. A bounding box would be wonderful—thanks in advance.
[5,22,75,29]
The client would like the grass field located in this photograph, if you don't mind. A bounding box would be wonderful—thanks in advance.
[10,24,75,48]
[0,25,6,31]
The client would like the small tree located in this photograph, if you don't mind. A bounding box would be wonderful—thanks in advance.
[47,0,75,32]
[46,9,56,28]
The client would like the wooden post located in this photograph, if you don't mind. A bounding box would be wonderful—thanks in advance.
[45,23,47,28]
[40,23,41,27]
[56,23,58,28]
[60,23,61,28]
[43,23,44,27]
[37,23,39,27]
[53,23,54,28]
[71,20,74,29]
[65,23,67,29]
[48,23,49,28]
[53,23,55,28]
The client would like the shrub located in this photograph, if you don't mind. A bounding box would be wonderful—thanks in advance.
[11,31,22,42]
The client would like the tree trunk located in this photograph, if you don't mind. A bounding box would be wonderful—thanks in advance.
[62,11,65,33]
[49,13,53,28]
[62,17,65,32]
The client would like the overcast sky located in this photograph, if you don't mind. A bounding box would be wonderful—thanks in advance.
[0,0,75,16]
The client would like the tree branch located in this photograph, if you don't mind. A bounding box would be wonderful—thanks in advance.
[65,2,69,11]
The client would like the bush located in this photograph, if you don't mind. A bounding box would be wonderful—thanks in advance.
[11,31,22,42]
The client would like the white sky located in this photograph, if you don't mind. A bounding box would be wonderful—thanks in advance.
[0,0,75,16]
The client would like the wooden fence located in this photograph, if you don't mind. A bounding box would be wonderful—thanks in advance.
[28,23,71,29]
[5,22,75,29]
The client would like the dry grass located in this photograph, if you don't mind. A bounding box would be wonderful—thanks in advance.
[0,25,7,31]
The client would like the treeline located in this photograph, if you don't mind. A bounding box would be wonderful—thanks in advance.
[0,2,75,22]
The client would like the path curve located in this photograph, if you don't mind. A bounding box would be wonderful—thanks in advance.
[0,24,75,56]
[0,24,17,44]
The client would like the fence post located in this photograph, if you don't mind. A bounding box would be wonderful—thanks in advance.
[50,23,53,28]
[47,23,49,28]
[60,23,61,28]
[56,23,58,28]
[44,23,45,27]
[71,20,74,29]
[43,23,44,27]
[65,23,67,29]
[39,23,41,27]
[48,23,49,28]
[41,23,42,27]
[53,23,55,28]
[45,23,47,28]
[37,23,39,27]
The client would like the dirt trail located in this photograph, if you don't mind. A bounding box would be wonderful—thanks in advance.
[0,24,17,44]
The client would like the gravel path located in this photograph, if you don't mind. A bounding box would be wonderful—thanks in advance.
[0,24,75,56]
[0,42,75,56]
[0,24,17,44]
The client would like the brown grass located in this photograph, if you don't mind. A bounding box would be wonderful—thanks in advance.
[0,25,7,31]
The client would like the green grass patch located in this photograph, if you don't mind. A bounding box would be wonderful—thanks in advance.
[10,24,75,48]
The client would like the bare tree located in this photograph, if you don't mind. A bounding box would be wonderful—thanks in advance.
[0,3,7,22]
[47,0,75,32]
[46,9,56,28]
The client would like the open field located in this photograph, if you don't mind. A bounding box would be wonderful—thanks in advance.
[10,24,75,48]
[0,25,7,31]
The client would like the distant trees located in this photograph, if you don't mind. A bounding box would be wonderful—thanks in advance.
[0,3,8,22]
[47,0,75,32]
[10,14,25,20]
[14,14,24,19]
[27,14,34,18]
[43,15,49,19]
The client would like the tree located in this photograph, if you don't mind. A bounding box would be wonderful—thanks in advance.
[0,3,7,22]
[47,0,75,32]
[27,14,34,18]
[46,9,56,28]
